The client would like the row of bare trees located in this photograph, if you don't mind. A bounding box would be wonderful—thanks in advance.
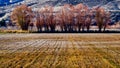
[11,4,111,32]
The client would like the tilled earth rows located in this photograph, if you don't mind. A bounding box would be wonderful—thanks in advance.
[0,34,120,68]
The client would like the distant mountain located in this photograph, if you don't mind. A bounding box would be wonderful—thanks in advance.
[23,0,114,7]
[22,0,120,10]
[1,0,120,10]
[0,0,120,23]
[0,0,22,6]
[103,0,120,10]
[42,0,113,7]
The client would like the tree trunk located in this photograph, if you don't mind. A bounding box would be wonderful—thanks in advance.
[99,27,102,32]
[87,25,90,32]
[21,26,28,31]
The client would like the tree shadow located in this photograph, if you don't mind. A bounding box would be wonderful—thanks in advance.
[32,30,120,33]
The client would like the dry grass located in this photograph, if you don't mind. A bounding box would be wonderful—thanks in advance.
[0,34,120,68]
[0,30,30,33]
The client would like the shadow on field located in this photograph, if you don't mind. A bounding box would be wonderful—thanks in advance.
[32,30,120,33]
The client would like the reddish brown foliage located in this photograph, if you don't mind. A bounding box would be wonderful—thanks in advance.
[11,4,111,32]
[11,4,33,30]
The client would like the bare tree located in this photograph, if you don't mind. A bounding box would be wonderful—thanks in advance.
[42,6,50,31]
[59,5,68,31]
[55,12,62,31]
[75,3,86,31]
[41,6,55,31]
[95,7,108,32]
[67,5,75,31]
[62,4,74,31]
[103,11,111,31]
[35,11,44,32]
[85,9,93,31]
[48,6,56,32]
[11,4,33,30]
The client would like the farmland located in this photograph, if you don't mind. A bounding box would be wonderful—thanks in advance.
[0,34,120,68]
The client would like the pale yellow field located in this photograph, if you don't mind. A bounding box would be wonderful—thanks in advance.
[0,34,120,68]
